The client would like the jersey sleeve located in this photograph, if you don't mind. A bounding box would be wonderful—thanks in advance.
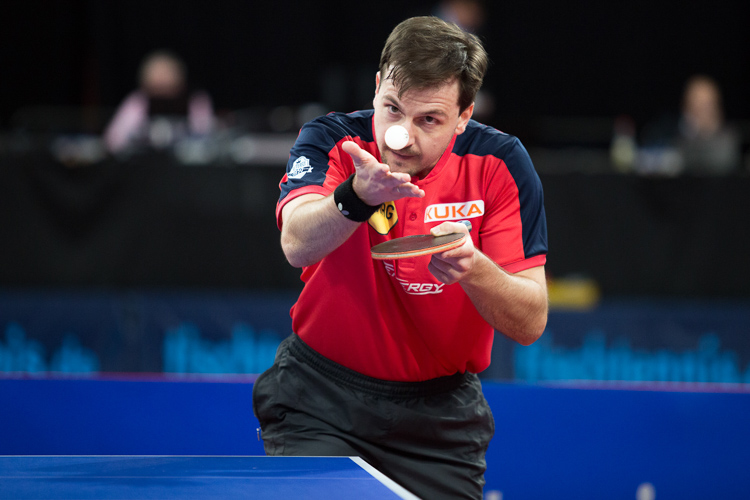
[482,137,548,273]
[276,117,351,229]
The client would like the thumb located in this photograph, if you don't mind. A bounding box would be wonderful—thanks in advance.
[342,141,378,169]
[431,220,472,237]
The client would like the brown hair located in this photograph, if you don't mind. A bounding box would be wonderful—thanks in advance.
[379,16,488,113]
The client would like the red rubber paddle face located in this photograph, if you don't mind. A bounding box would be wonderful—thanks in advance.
[370,233,466,260]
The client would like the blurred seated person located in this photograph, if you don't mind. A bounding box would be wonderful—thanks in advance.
[677,75,741,175]
[434,0,485,33]
[104,50,215,154]
[638,74,741,176]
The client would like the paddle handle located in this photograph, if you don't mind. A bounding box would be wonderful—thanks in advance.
[459,220,472,232]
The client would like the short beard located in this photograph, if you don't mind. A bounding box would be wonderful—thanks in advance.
[381,149,422,177]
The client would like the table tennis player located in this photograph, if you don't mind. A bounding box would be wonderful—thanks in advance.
[253,16,548,500]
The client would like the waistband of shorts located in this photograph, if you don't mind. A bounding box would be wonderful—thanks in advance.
[286,333,473,399]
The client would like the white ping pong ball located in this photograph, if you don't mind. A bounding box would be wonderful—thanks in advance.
[384,125,409,150]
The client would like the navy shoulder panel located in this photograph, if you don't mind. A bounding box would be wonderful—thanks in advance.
[455,120,548,259]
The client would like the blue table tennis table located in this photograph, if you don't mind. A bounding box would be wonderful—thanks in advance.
[0,455,420,499]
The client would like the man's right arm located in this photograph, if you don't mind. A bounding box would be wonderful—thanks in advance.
[280,192,360,268]
[279,141,424,268]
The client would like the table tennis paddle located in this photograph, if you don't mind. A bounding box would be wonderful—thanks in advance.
[371,220,472,260]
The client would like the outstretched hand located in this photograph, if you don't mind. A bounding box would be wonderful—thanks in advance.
[342,141,424,206]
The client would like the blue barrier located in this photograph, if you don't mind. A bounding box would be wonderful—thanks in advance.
[482,382,750,499]
[1,376,748,499]
[0,289,297,375]
[487,299,750,384]
[3,291,750,387]
[3,288,750,497]
[0,376,264,456]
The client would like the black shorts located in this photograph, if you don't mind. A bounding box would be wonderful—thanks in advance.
[252,334,495,500]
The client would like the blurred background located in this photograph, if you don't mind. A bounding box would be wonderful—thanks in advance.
[2,1,749,497]
[1,0,749,379]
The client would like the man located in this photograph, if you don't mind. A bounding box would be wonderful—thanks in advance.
[104,50,215,153]
[677,74,741,174]
[253,16,548,499]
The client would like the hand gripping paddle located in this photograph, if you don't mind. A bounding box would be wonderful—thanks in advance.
[371,220,472,260]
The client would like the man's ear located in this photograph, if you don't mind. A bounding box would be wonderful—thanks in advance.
[375,71,381,95]
[455,102,475,135]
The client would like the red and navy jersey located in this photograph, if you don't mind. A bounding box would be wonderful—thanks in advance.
[277,109,547,381]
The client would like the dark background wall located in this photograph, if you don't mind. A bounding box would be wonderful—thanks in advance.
[2,154,749,297]
[1,0,749,297]
[2,0,748,133]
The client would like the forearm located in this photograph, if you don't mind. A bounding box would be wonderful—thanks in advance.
[460,254,548,345]
[280,141,424,268]
[280,194,360,268]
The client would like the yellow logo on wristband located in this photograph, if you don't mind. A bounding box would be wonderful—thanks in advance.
[368,201,398,235]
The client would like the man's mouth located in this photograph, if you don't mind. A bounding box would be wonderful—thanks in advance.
[391,150,415,159]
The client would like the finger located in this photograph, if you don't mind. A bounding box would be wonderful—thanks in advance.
[388,171,412,183]
[428,260,458,285]
[342,141,378,169]
[394,183,425,199]
[429,254,451,273]
[432,237,475,269]
[437,247,472,268]
[430,255,470,285]
[430,220,472,237]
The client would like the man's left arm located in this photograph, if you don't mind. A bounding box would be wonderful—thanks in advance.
[428,221,548,345]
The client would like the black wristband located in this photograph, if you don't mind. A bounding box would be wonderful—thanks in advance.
[333,174,380,222]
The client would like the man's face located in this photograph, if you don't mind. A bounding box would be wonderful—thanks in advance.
[373,73,474,179]
[142,58,185,98]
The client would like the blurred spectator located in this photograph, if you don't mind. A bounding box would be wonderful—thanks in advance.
[103,50,215,154]
[637,74,740,175]
[677,75,741,174]
[434,0,486,33]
